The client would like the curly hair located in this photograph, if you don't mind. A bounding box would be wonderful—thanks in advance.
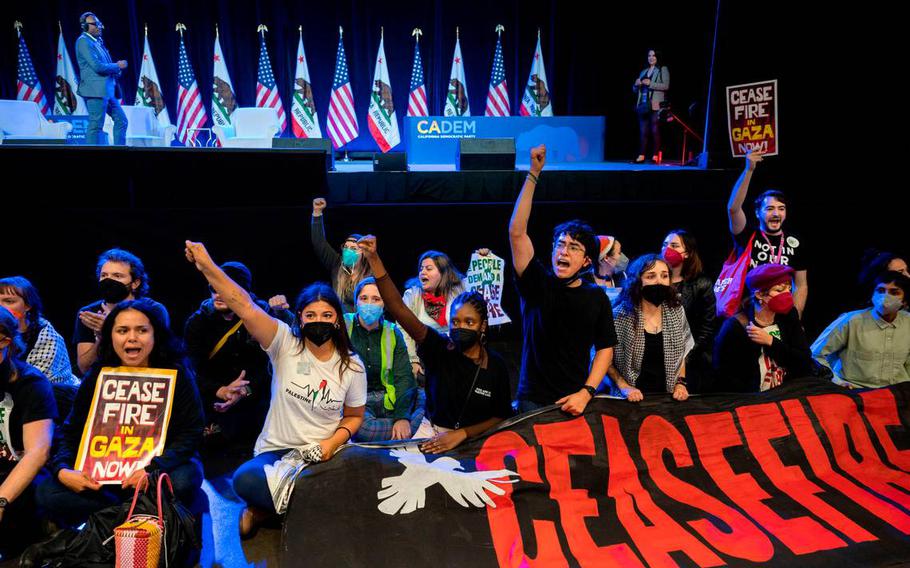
[95,248,150,298]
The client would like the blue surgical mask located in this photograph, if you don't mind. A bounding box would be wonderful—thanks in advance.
[873,293,903,317]
[357,303,384,326]
[342,248,360,269]
[614,253,630,273]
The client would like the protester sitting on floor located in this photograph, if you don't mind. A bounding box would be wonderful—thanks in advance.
[0,307,56,559]
[1,276,79,387]
[311,197,371,313]
[713,264,813,392]
[183,262,274,451]
[73,248,169,374]
[401,250,466,380]
[812,271,910,389]
[38,299,204,528]
[606,254,693,402]
[857,249,909,307]
[344,277,423,442]
[592,235,628,304]
[184,241,366,537]
[661,230,717,392]
[509,144,617,415]
[358,236,512,453]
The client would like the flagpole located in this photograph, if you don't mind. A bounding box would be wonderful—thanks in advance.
[58,21,62,34]
[339,25,350,162]
[215,23,219,38]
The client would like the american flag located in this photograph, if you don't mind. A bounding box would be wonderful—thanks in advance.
[485,36,509,116]
[175,37,207,145]
[256,35,286,133]
[406,42,428,117]
[17,33,50,116]
[326,35,358,149]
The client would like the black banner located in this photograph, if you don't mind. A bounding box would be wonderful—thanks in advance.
[282,379,910,567]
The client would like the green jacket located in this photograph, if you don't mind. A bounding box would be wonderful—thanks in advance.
[344,313,417,420]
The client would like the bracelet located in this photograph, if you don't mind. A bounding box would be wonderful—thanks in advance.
[336,426,353,441]
[526,171,539,184]
[675,378,687,387]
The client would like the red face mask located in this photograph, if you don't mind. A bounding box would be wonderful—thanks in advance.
[662,247,684,268]
[6,308,25,322]
[766,292,794,314]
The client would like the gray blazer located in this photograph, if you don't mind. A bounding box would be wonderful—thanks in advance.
[633,66,670,111]
[75,33,121,98]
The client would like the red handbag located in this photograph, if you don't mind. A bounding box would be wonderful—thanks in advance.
[714,233,755,318]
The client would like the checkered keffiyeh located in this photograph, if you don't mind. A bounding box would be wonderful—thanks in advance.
[26,319,79,386]
[612,304,694,393]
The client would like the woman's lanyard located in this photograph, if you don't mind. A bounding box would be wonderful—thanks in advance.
[760,231,785,264]
[453,357,484,430]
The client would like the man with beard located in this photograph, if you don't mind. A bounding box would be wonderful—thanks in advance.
[727,150,809,316]
[508,145,617,415]
[184,262,285,452]
[75,11,128,145]
[72,249,168,374]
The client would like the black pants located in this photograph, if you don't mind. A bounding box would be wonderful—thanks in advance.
[0,470,48,557]
[638,108,661,157]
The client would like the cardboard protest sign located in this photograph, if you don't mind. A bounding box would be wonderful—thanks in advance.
[465,252,511,326]
[727,79,778,156]
[75,367,177,484]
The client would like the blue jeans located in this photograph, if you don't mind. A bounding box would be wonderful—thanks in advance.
[85,96,127,145]
[36,459,203,527]
[231,449,292,515]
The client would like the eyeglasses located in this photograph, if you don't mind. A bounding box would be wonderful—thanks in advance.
[553,241,586,255]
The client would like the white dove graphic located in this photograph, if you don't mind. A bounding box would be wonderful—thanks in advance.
[377,446,520,515]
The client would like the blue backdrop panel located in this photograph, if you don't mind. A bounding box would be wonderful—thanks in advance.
[405,116,604,165]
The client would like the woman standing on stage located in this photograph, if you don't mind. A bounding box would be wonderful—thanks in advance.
[633,49,670,164]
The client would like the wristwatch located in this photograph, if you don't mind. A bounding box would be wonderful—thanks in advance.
[581,385,597,398]
[0,497,9,509]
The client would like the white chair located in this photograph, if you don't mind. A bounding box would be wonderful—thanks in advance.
[103,105,176,147]
[213,107,281,148]
[0,99,71,143]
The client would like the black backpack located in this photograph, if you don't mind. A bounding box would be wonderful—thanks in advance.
[20,471,200,568]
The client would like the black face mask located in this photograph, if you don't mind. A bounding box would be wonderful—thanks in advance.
[449,328,480,352]
[303,321,336,347]
[640,284,674,306]
[99,278,131,304]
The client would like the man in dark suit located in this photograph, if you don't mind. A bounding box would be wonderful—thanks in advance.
[75,12,128,145]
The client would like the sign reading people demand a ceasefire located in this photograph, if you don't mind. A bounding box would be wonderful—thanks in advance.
[465,251,511,326]
[726,79,778,157]
[75,368,177,484]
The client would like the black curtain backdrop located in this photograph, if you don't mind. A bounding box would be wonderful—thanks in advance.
[3,0,717,157]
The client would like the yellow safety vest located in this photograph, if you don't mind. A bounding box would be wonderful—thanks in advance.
[344,313,398,410]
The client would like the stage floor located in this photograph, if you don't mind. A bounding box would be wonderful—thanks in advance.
[334,160,699,173]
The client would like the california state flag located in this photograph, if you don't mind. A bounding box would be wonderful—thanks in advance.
[367,32,399,152]
[519,32,553,117]
[54,27,86,115]
[292,29,321,138]
[136,27,171,127]
[444,34,470,117]
[211,27,237,129]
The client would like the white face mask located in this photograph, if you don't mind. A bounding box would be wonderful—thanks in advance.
[873,292,904,316]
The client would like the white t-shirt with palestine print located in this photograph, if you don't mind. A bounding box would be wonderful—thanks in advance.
[254,321,366,456]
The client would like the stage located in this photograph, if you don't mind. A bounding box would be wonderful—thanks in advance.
[1,145,728,208]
